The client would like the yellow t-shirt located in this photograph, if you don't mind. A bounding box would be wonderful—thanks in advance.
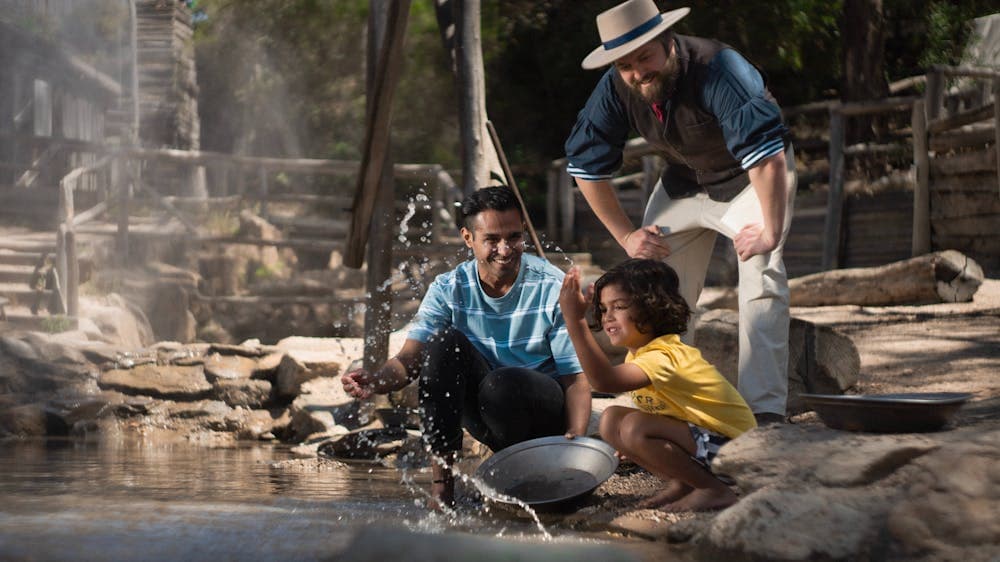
[628,334,756,438]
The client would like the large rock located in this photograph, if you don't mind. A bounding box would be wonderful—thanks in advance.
[694,310,860,414]
[287,377,357,440]
[148,282,197,343]
[79,293,155,349]
[202,353,259,382]
[100,364,212,401]
[697,424,1000,560]
[213,378,273,409]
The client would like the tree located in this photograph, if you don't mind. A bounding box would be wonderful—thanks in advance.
[841,0,888,143]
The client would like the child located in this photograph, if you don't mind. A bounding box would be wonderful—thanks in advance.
[559,258,756,512]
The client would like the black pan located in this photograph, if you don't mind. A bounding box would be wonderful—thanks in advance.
[801,392,972,433]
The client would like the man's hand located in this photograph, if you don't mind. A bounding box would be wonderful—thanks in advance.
[559,267,589,323]
[341,368,375,400]
[623,225,671,259]
[733,223,778,261]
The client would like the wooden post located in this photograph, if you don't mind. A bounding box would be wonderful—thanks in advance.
[345,0,410,268]
[926,68,944,121]
[911,99,931,256]
[258,164,269,218]
[66,228,78,317]
[994,77,1000,198]
[55,225,68,314]
[117,156,130,266]
[358,1,411,373]
[822,107,846,270]
[546,164,558,244]
[559,168,574,246]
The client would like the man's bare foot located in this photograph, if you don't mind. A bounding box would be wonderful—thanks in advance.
[428,478,455,511]
[660,486,737,513]
[638,479,692,508]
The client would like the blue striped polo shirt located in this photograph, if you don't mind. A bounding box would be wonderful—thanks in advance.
[407,254,583,378]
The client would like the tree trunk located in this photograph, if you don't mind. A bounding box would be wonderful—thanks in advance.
[841,0,888,143]
[439,0,501,195]
[789,250,984,307]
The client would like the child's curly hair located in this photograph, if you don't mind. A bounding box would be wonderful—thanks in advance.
[589,258,691,337]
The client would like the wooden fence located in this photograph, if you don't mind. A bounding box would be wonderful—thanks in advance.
[547,64,1000,277]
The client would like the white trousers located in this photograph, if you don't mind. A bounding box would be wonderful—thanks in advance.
[641,148,797,415]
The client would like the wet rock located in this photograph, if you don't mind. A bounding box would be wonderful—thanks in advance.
[275,354,320,397]
[213,378,273,409]
[209,342,268,357]
[0,403,50,437]
[287,377,358,439]
[203,353,258,382]
[333,526,640,562]
[318,427,412,461]
[253,351,284,379]
[100,364,212,401]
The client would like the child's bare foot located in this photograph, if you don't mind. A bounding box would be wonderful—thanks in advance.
[661,486,737,513]
[638,479,692,508]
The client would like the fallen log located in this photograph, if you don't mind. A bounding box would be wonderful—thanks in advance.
[789,250,983,307]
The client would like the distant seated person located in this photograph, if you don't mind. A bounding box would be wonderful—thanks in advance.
[341,186,591,510]
[559,258,755,512]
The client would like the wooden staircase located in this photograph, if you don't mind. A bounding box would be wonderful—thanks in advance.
[0,233,60,331]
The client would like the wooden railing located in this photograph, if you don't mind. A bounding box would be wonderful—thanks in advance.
[56,153,115,316]
[49,142,462,318]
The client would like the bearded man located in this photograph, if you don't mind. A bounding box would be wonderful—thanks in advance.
[565,0,797,426]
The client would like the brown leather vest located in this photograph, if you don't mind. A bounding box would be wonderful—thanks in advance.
[612,34,779,201]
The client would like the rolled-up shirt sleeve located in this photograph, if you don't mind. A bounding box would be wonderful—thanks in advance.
[565,69,631,181]
[702,49,787,170]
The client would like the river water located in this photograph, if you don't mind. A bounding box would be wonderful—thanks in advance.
[0,438,677,561]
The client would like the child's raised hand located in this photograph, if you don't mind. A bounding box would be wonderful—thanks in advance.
[559,266,589,322]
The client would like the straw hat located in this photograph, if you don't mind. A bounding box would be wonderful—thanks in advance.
[582,0,689,69]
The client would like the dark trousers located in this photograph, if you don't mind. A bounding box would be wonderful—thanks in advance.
[419,328,567,454]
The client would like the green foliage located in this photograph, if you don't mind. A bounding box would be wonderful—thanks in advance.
[40,315,74,334]
[194,0,458,168]
[190,0,997,214]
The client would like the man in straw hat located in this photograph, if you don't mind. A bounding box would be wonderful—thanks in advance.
[565,0,796,427]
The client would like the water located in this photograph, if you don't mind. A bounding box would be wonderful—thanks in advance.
[0,438,673,561]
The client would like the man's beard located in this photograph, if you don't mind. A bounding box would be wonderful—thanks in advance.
[628,52,680,103]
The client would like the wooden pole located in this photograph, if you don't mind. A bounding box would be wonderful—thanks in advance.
[559,167,574,245]
[485,121,546,259]
[66,228,78,317]
[344,0,410,268]
[926,68,944,120]
[822,107,846,270]
[994,78,1000,199]
[911,99,931,256]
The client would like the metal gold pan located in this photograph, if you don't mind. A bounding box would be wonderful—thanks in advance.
[474,435,619,512]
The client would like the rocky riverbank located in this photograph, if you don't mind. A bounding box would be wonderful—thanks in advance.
[1,281,998,560]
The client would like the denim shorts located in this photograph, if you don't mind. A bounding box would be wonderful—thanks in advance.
[687,423,730,473]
